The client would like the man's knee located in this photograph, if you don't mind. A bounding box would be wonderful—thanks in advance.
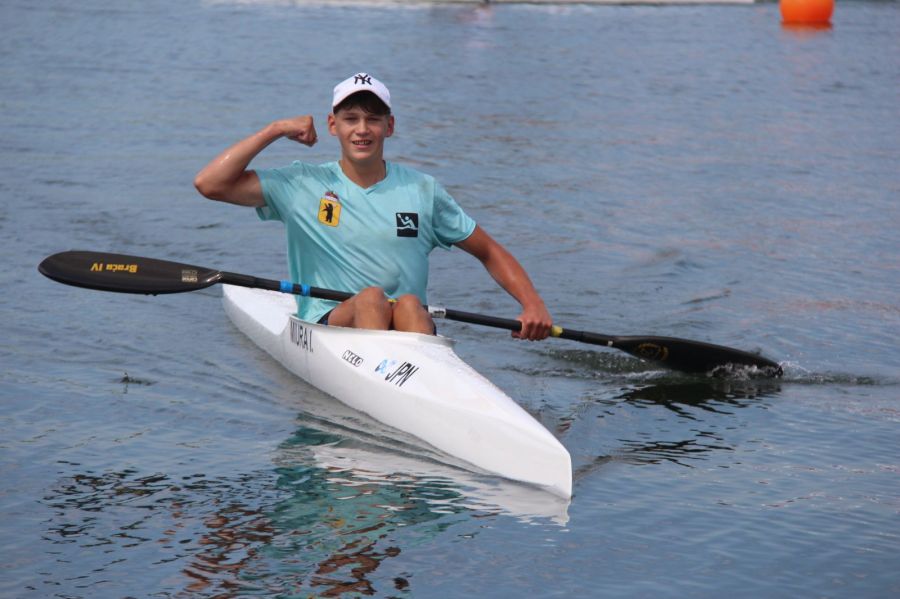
[329,287,392,329]
[393,294,424,311]
[356,286,390,308]
[392,294,434,334]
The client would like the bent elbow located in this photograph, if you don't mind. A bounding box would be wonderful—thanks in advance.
[193,173,218,200]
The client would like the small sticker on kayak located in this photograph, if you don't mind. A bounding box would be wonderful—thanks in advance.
[342,349,363,367]
[376,359,418,387]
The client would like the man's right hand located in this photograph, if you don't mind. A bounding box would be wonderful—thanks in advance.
[277,115,318,147]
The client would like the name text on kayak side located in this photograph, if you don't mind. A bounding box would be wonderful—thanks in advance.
[290,320,313,352]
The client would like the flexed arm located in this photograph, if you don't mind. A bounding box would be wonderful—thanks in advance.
[456,226,553,341]
[194,116,318,207]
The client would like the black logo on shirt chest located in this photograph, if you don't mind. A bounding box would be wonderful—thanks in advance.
[396,212,418,237]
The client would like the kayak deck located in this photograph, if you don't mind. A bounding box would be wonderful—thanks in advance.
[222,285,572,498]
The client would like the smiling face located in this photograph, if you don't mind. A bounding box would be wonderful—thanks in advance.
[328,105,394,169]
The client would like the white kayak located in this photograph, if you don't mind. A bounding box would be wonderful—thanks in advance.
[222,284,572,498]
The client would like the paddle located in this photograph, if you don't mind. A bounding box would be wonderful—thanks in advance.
[38,250,783,376]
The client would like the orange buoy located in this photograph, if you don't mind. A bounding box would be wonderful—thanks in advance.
[780,0,834,25]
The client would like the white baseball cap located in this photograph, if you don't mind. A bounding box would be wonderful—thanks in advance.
[332,73,391,110]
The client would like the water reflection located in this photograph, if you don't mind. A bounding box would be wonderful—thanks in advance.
[249,428,459,596]
[264,422,567,595]
[618,378,783,418]
[39,413,568,597]
[781,22,834,38]
[575,378,783,479]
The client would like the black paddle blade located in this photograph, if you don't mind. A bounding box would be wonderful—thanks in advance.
[38,251,222,295]
[610,335,783,376]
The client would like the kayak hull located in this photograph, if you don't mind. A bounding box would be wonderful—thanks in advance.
[222,284,572,498]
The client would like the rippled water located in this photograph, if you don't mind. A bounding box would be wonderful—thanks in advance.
[2,0,899,597]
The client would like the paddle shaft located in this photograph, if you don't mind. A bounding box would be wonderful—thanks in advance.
[223,271,615,344]
[226,272,607,340]
[220,271,354,304]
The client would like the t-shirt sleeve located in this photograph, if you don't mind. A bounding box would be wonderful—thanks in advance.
[254,164,305,222]
[432,182,477,249]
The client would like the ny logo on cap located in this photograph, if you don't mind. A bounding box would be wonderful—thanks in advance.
[354,74,372,85]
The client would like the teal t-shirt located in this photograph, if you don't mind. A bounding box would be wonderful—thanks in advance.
[255,161,476,322]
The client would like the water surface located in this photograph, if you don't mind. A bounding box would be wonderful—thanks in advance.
[1,0,898,597]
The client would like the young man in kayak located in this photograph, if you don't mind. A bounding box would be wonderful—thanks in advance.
[194,73,552,340]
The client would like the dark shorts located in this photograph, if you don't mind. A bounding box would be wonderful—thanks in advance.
[317,310,436,334]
